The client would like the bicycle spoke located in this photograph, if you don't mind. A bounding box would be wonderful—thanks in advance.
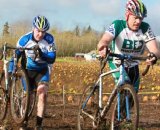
[10,68,29,124]
[27,90,36,118]
[77,86,99,130]
[0,73,8,120]
[111,84,139,130]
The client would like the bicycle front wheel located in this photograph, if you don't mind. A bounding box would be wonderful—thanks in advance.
[0,72,7,120]
[27,90,36,118]
[77,85,100,130]
[10,68,29,124]
[111,84,139,130]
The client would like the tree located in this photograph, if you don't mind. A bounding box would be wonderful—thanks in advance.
[82,25,92,35]
[73,25,80,36]
[86,25,92,34]
[3,22,10,36]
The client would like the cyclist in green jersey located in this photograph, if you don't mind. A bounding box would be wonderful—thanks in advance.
[97,0,160,92]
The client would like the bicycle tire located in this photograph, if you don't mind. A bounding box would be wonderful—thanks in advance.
[111,84,139,130]
[10,68,30,124]
[0,72,8,120]
[77,85,100,130]
[0,48,3,60]
[27,90,36,118]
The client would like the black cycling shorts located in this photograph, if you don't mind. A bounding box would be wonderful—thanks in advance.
[26,67,48,90]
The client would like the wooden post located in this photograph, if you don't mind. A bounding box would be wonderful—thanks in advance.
[63,85,65,105]
[62,85,65,120]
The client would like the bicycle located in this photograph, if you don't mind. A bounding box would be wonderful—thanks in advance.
[0,43,37,124]
[77,52,150,130]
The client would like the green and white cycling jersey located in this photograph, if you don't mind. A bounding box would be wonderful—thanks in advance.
[106,19,155,66]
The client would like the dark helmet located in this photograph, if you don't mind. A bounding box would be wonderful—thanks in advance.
[33,15,50,31]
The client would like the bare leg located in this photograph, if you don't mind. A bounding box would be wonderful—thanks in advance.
[36,84,48,127]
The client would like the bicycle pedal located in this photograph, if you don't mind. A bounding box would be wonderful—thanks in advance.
[34,126,43,130]
[92,122,98,130]
[126,119,132,123]
[0,125,11,130]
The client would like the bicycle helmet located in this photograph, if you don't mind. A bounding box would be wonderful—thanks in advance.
[33,15,50,31]
[126,0,147,18]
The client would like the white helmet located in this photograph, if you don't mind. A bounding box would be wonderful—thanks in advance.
[126,0,147,18]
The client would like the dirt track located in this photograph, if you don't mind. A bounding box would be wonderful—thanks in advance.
[1,94,160,130]
[1,60,160,130]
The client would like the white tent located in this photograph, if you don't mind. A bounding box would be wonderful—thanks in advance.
[156,36,160,48]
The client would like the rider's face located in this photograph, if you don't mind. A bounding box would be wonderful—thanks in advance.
[127,14,143,31]
[33,28,46,41]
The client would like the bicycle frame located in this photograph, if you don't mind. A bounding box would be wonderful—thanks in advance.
[96,67,119,109]
[99,63,131,118]
[2,44,12,99]
[78,53,150,130]
[1,43,23,101]
[0,42,40,123]
[81,58,134,121]
[0,43,20,121]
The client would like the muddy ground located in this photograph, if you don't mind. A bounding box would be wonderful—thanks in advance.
[1,59,160,130]
[1,94,160,130]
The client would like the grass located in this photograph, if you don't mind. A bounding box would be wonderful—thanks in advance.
[56,57,98,64]
[56,57,78,62]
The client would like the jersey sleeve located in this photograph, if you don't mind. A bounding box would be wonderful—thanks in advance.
[105,20,125,39]
[105,23,115,37]
[144,26,155,43]
[41,33,56,64]
[16,35,28,59]
[41,43,56,64]
[140,22,155,43]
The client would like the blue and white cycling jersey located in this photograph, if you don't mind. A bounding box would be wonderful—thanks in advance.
[17,31,56,71]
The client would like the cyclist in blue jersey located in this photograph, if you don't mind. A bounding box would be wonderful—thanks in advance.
[98,0,160,92]
[9,15,56,130]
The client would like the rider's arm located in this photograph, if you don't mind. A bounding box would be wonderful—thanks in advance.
[98,32,113,49]
[40,33,56,64]
[97,32,114,57]
[146,39,160,58]
[145,39,160,65]
[41,48,56,64]
[142,23,160,58]
[97,20,122,57]
[142,23,160,64]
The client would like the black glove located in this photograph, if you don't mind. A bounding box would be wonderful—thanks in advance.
[147,52,157,65]
[32,45,43,58]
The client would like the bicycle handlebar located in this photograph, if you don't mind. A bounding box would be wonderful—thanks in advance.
[0,43,40,60]
[98,52,151,76]
[108,53,148,61]
[142,65,150,76]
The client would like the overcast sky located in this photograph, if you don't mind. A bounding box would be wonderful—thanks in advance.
[0,0,160,35]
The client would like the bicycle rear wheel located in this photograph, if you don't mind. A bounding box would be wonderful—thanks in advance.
[77,85,100,130]
[111,84,139,130]
[10,68,29,124]
[0,72,7,120]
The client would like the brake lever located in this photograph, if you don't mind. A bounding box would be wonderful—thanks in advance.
[142,65,150,76]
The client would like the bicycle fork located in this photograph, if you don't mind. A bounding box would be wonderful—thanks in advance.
[81,84,98,109]
[117,92,131,121]
[116,65,131,121]
[4,60,10,103]
[100,87,117,119]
